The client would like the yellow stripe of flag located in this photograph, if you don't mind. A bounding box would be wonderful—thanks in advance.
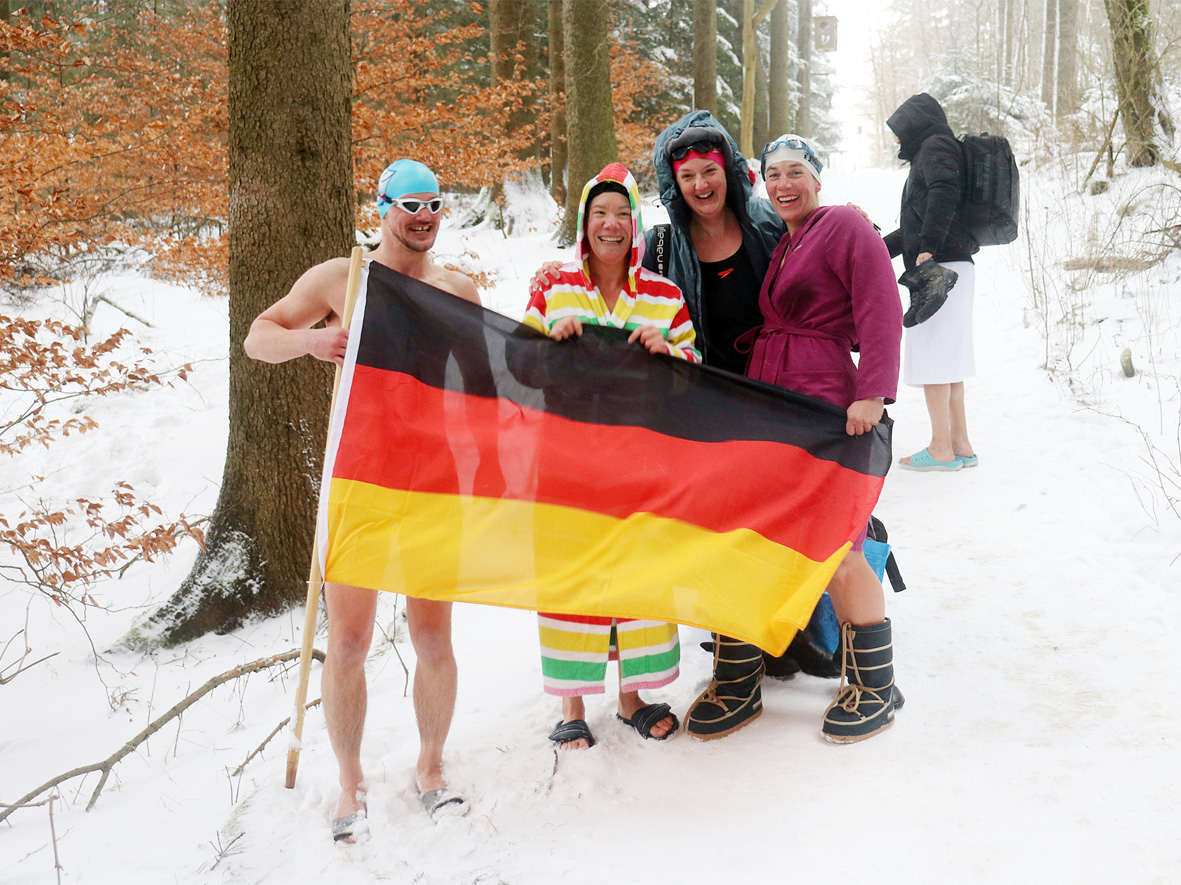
[324,479,846,653]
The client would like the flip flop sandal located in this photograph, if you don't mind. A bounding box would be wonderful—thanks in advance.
[956,454,979,468]
[548,718,596,748]
[899,447,962,472]
[331,807,370,844]
[420,788,469,822]
[616,702,679,740]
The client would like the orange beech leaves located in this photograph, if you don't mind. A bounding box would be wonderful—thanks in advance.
[0,312,204,612]
[1,2,670,289]
[1,7,228,289]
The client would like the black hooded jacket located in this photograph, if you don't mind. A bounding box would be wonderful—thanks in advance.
[882,93,977,269]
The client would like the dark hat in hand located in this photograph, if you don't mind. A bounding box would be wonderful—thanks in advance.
[899,261,958,328]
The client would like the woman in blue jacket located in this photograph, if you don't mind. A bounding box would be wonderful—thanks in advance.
[642,112,844,739]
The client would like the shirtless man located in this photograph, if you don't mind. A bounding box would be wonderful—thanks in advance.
[243,160,480,842]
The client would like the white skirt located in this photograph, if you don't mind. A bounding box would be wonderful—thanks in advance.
[902,260,975,386]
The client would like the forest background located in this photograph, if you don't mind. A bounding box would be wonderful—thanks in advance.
[2,0,1179,827]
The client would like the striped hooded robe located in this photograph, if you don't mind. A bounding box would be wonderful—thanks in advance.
[523,163,694,695]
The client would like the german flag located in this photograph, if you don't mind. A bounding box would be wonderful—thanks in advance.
[319,261,892,653]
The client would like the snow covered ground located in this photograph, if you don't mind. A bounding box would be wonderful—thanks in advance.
[2,164,1180,884]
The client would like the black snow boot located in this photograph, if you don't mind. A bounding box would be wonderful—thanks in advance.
[686,634,765,740]
[772,629,840,679]
[821,619,902,743]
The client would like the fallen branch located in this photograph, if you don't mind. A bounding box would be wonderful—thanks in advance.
[1083,104,1126,187]
[0,796,63,883]
[0,648,325,823]
[93,294,154,328]
[233,696,322,777]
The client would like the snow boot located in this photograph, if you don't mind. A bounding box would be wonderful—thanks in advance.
[704,640,801,680]
[822,619,901,743]
[761,645,802,680]
[774,629,840,679]
[686,634,765,740]
[899,262,958,327]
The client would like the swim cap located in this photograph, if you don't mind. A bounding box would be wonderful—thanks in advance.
[760,134,823,183]
[376,160,440,217]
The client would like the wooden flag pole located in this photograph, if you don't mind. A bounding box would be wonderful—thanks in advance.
[285,245,365,790]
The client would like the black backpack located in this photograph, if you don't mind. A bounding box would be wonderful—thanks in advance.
[958,133,1020,247]
[651,223,671,276]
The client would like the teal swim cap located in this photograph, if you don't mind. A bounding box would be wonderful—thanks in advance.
[376,160,440,218]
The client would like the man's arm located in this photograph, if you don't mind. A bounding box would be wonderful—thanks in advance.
[243,258,351,365]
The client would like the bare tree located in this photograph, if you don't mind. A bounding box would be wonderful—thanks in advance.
[548,0,566,203]
[739,0,778,157]
[694,0,718,113]
[1,0,9,83]
[1041,0,1057,110]
[147,0,354,644]
[490,0,537,159]
[1056,0,1079,117]
[754,31,769,151]
[559,0,618,245]
[1104,0,1172,166]
[768,0,790,135]
[796,0,812,136]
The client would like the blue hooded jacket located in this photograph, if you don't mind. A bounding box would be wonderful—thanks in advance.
[642,110,785,367]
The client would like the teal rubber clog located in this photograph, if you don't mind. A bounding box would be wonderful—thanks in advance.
[899,448,962,471]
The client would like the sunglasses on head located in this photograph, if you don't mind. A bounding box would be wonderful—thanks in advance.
[381,196,444,215]
[670,139,723,163]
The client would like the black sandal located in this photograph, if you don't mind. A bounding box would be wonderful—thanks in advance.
[548,718,596,748]
[616,702,679,740]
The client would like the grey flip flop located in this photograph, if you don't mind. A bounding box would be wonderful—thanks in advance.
[420,788,469,822]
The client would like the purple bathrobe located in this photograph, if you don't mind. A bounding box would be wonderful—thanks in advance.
[747,205,902,410]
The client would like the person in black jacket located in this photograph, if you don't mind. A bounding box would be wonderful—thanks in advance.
[883,93,981,472]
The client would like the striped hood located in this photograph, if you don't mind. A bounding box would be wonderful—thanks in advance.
[574,163,645,294]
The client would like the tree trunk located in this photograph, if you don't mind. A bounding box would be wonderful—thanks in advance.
[739,0,779,158]
[768,0,790,136]
[1041,0,1057,110]
[490,0,537,159]
[796,0,812,137]
[716,0,746,135]
[740,0,756,156]
[548,0,566,203]
[996,0,1005,85]
[559,0,617,246]
[1104,0,1166,166]
[146,0,354,646]
[753,39,769,155]
[1,0,9,83]
[693,0,718,114]
[1056,0,1078,117]
[997,0,1017,87]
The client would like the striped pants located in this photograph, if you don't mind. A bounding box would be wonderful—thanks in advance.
[538,612,680,697]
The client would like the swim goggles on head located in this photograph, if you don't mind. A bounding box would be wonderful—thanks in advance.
[760,136,823,178]
[380,196,444,215]
[669,139,724,162]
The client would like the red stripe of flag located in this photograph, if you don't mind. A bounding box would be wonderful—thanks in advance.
[333,365,881,563]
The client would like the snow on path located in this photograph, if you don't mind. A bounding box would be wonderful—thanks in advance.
[2,170,1179,884]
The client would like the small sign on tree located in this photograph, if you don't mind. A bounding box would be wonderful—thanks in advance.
[815,16,837,52]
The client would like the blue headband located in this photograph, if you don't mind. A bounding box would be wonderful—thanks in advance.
[377,160,440,217]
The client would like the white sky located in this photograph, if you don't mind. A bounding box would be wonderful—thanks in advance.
[824,0,889,169]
